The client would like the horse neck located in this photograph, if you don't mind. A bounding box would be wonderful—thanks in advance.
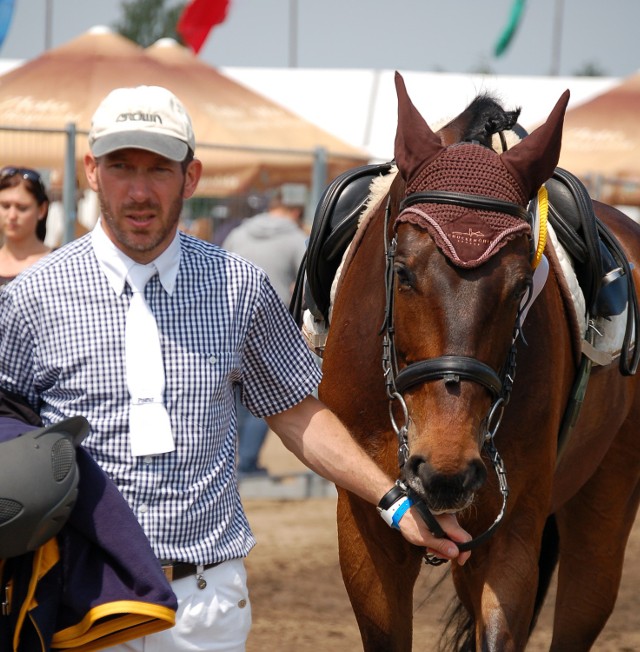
[332,172,404,331]
[320,176,405,410]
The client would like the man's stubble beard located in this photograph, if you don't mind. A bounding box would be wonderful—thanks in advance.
[96,181,185,254]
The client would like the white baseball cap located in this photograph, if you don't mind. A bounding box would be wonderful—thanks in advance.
[88,85,195,161]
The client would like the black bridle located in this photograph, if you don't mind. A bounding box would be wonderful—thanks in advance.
[381,189,536,561]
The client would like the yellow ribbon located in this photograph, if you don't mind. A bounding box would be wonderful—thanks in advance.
[533,184,548,269]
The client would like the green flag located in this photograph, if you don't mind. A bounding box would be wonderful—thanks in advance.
[494,0,527,57]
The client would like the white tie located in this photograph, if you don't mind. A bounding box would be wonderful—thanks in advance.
[125,263,175,457]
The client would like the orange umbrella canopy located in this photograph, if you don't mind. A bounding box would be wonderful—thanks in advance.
[559,72,640,187]
[0,28,368,196]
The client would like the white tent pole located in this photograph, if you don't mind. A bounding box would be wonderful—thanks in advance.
[362,70,380,153]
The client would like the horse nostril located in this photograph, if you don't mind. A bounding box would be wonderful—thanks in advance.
[462,458,487,493]
[406,455,432,483]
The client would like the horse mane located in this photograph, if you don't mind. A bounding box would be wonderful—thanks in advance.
[461,92,522,144]
[359,94,523,226]
[438,92,522,149]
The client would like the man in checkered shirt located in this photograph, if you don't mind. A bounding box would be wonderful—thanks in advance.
[0,85,470,651]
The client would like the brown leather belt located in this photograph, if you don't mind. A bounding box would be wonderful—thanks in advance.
[160,561,221,582]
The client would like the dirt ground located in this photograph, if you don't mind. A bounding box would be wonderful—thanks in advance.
[241,433,640,652]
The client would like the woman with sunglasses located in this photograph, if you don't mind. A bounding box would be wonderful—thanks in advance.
[0,167,51,287]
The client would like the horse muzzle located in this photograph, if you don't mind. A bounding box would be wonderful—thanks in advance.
[403,454,487,514]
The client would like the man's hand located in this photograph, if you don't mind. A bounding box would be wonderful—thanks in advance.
[399,508,472,565]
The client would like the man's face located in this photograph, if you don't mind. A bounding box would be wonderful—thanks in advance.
[84,148,201,264]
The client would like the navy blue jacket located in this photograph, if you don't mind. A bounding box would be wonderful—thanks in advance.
[0,391,177,651]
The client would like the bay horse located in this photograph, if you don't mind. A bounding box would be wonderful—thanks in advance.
[318,73,640,650]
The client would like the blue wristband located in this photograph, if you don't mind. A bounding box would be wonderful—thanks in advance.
[390,495,413,529]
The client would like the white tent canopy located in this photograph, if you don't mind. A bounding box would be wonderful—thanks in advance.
[221,68,620,162]
[0,54,620,164]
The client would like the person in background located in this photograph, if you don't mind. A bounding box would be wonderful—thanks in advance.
[180,215,213,241]
[44,171,98,248]
[0,85,470,652]
[223,183,308,477]
[0,166,51,286]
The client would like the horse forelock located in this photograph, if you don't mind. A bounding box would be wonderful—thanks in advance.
[433,115,523,154]
[396,143,531,268]
[437,91,522,149]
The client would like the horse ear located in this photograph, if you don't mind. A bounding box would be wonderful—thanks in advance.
[394,71,445,182]
[500,90,570,199]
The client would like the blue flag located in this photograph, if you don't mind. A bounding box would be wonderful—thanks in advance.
[0,0,15,51]
[494,0,526,57]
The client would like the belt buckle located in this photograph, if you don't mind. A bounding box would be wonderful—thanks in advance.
[162,563,174,582]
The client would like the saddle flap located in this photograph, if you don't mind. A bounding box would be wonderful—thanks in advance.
[547,167,627,318]
[291,161,393,325]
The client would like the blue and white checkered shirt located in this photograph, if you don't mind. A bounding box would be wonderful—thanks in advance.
[0,226,321,564]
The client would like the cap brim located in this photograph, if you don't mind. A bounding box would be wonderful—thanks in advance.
[91,131,189,162]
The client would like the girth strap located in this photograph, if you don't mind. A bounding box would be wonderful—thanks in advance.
[394,355,503,398]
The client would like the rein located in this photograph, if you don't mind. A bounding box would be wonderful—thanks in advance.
[380,190,534,561]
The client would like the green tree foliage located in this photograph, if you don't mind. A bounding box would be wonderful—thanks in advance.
[573,62,607,77]
[112,0,187,47]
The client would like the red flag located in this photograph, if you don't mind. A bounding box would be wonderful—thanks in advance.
[177,0,231,54]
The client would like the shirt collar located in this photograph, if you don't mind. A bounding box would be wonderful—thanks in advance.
[91,219,181,297]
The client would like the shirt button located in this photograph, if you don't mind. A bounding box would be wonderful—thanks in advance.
[238,599,247,608]
[209,355,217,365]
[143,456,153,465]
[139,504,148,514]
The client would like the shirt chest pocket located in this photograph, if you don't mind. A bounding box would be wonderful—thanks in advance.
[168,350,241,430]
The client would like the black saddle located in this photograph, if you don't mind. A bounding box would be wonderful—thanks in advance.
[547,169,640,456]
[546,167,629,319]
[290,161,394,327]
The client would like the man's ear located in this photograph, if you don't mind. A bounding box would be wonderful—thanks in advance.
[183,159,203,199]
[83,152,99,193]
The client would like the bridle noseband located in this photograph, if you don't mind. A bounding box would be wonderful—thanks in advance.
[381,188,536,561]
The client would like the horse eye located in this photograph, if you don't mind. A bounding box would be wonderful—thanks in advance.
[394,264,415,289]
[512,275,533,303]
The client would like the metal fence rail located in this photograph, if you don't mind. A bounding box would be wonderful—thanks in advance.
[0,123,367,244]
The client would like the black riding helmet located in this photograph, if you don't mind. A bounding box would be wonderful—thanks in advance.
[0,416,89,558]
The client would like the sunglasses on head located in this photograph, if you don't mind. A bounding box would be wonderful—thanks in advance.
[0,166,44,187]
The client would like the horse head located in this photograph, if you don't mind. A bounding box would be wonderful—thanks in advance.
[389,72,569,515]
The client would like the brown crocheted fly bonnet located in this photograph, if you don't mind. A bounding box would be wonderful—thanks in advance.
[392,71,569,269]
[397,142,530,268]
